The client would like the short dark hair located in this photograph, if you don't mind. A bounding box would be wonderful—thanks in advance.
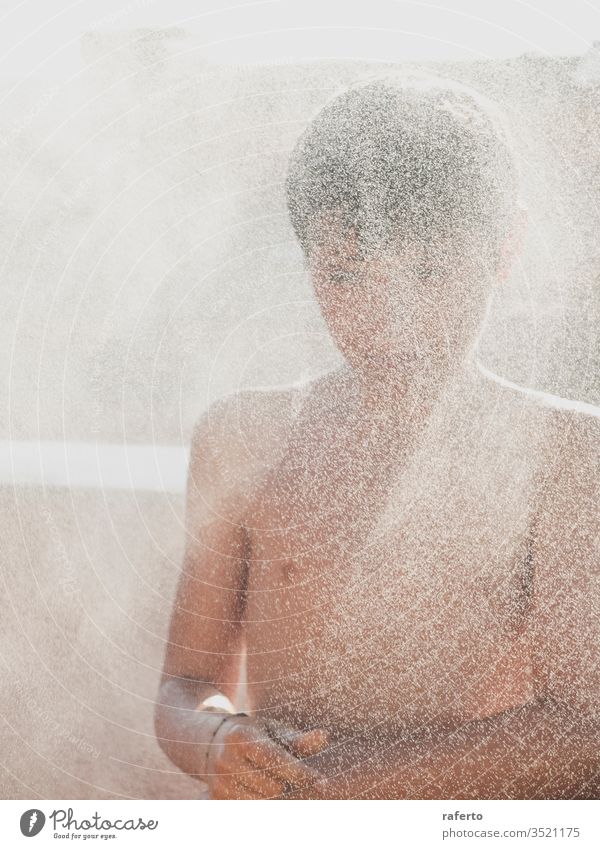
[285,72,519,273]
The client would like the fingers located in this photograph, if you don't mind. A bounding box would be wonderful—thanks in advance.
[209,717,328,799]
[212,779,257,800]
[210,749,285,799]
[242,735,319,786]
[286,728,329,758]
[264,719,329,757]
[239,760,286,798]
[212,756,286,799]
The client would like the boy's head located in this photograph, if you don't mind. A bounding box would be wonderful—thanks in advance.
[285,72,526,378]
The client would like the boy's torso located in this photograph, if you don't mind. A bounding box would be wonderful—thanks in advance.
[240,366,554,741]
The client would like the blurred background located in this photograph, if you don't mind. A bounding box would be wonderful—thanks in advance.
[0,0,599,799]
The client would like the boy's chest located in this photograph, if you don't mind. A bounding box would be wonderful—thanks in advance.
[248,399,539,595]
[242,384,552,728]
[244,413,541,728]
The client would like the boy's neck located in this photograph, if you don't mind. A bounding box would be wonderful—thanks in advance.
[355,341,481,420]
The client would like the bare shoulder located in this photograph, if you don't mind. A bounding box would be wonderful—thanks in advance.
[187,382,315,516]
[546,399,600,493]
[474,365,599,519]
[549,399,600,451]
[525,393,600,532]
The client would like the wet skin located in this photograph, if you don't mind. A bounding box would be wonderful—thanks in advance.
[156,229,600,798]
[156,354,588,798]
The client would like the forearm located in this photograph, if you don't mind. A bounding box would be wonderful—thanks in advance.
[154,677,233,781]
[318,698,600,800]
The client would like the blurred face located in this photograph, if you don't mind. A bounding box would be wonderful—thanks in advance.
[309,227,496,384]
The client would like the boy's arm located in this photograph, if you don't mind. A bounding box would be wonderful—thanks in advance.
[154,397,252,778]
[155,393,326,797]
[309,407,600,799]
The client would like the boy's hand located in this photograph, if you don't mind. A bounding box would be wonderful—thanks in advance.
[206,715,328,799]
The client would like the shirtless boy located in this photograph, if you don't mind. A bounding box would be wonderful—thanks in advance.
[155,73,600,799]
